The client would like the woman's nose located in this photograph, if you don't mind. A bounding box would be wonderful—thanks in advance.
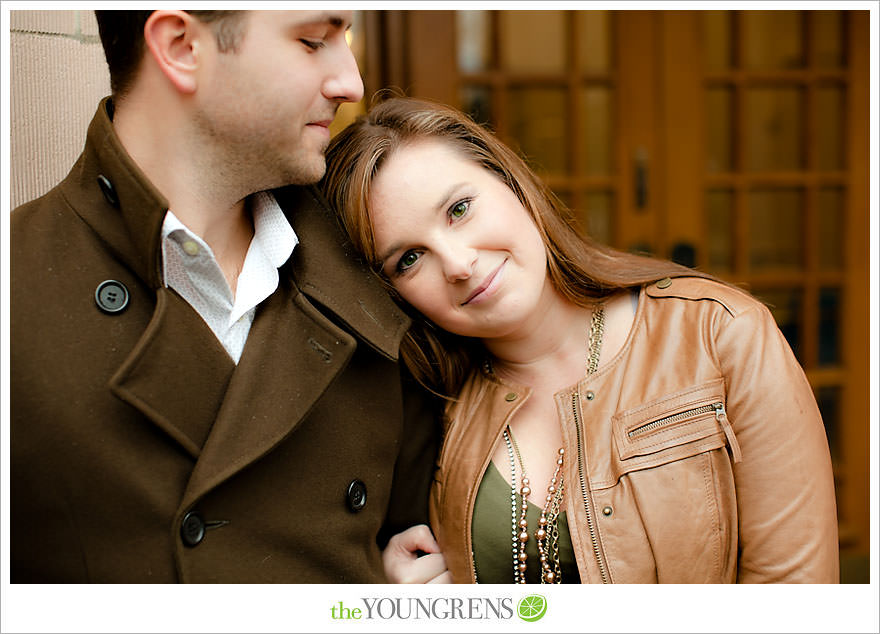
[440,244,477,282]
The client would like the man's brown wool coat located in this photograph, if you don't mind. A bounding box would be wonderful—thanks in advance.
[11,99,438,582]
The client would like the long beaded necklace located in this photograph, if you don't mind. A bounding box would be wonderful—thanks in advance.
[495,304,605,584]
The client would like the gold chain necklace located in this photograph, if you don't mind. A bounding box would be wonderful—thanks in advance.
[498,304,605,584]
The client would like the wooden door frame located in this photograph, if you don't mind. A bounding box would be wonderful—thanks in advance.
[840,10,869,556]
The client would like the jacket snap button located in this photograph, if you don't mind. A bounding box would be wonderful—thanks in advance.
[95,280,129,314]
[602,505,613,517]
[96,174,119,207]
[505,392,518,402]
[180,511,206,547]
[656,277,672,289]
[346,479,367,512]
[586,391,595,401]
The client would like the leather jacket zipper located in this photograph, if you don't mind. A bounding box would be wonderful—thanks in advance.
[627,401,742,463]
[627,402,723,438]
[571,391,610,583]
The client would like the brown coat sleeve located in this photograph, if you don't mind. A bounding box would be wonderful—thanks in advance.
[377,369,442,549]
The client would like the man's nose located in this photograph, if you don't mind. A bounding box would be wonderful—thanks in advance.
[324,40,365,104]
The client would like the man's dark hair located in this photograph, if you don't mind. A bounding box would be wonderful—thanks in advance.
[95,10,247,97]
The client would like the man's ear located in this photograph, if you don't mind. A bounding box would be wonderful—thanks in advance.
[143,11,206,95]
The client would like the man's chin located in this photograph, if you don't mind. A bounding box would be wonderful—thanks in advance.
[277,157,326,188]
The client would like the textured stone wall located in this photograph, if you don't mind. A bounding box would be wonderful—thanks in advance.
[9,10,110,209]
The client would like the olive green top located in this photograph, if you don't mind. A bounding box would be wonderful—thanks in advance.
[472,461,580,583]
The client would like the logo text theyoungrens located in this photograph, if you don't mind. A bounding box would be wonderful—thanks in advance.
[330,597,514,620]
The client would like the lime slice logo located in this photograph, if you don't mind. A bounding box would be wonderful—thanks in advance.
[517,594,547,622]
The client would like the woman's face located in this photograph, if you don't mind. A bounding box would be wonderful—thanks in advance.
[368,139,552,340]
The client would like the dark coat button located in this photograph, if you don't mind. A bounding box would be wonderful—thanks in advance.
[95,280,129,313]
[346,479,367,512]
[96,174,119,207]
[180,511,206,547]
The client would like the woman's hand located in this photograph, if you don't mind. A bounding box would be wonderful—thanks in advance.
[382,524,453,584]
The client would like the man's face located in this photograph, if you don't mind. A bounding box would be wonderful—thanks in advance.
[194,11,364,190]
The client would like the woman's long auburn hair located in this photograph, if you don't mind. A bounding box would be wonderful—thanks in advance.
[322,96,705,398]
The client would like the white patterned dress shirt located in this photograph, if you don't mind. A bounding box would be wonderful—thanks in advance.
[161,191,297,363]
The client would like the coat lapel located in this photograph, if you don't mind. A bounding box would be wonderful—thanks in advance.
[108,288,235,459]
[179,279,357,508]
[179,185,411,506]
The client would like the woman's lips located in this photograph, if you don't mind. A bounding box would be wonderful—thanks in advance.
[462,260,507,305]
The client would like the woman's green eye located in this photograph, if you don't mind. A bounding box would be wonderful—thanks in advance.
[450,201,469,218]
[399,251,420,270]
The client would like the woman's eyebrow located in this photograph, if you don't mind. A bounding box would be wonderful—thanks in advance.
[435,182,465,212]
[377,242,402,268]
[376,182,468,265]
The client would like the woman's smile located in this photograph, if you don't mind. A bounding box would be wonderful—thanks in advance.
[462,259,507,306]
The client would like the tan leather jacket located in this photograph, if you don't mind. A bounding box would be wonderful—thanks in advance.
[429,277,839,583]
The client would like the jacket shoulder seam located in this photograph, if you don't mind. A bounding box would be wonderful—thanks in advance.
[645,277,758,318]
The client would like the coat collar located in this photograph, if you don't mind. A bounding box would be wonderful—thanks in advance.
[62,97,168,289]
[274,184,410,361]
[64,97,409,360]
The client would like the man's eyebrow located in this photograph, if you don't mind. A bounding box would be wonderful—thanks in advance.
[295,13,348,29]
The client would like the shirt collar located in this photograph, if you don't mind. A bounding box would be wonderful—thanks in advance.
[249,191,298,268]
[161,191,297,271]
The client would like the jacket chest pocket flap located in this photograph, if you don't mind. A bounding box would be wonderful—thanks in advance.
[613,378,732,469]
